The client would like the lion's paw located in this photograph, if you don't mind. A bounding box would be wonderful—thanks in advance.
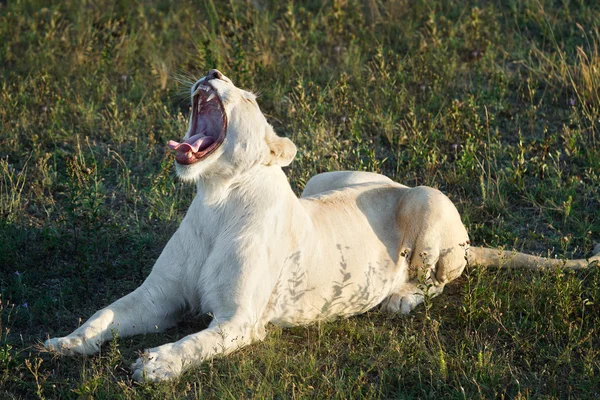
[44,335,100,356]
[399,294,422,314]
[382,293,424,315]
[131,345,185,382]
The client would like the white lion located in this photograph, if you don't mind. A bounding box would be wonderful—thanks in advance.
[45,70,600,381]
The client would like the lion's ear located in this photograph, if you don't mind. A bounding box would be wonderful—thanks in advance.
[265,127,297,167]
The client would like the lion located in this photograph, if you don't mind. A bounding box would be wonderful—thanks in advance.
[44,69,600,381]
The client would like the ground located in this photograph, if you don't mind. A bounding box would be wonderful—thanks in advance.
[1,0,599,398]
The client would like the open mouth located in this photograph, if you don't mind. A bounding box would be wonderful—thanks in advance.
[168,83,227,165]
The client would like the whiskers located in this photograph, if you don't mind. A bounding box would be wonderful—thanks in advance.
[171,70,203,108]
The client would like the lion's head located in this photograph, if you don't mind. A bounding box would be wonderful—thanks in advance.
[169,69,296,182]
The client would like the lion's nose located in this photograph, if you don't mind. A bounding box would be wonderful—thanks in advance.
[207,69,224,80]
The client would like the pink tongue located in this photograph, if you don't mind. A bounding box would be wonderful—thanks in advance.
[168,134,214,153]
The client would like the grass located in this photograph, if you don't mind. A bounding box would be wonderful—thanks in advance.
[1,0,599,398]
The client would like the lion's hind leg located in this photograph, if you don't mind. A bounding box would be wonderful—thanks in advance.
[382,242,466,315]
[386,185,469,315]
[382,237,465,315]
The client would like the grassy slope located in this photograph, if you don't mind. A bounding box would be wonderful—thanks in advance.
[1,0,599,398]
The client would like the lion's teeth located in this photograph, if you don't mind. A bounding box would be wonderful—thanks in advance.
[207,93,215,102]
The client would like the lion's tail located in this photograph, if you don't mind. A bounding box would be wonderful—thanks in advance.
[467,244,600,270]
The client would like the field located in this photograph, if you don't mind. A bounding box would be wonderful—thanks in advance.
[1,0,600,398]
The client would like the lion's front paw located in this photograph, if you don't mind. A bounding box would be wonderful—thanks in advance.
[44,335,100,356]
[131,345,185,382]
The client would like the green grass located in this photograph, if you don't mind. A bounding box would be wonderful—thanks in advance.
[1,0,599,398]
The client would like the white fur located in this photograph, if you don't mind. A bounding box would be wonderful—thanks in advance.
[45,71,472,381]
